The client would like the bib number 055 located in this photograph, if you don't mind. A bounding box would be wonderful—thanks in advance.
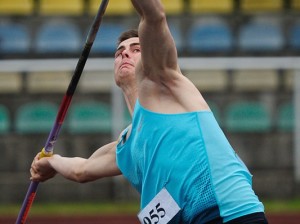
[143,203,166,224]
[138,188,180,224]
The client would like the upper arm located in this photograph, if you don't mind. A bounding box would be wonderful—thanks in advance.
[132,0,179,81]
[83,141,121,181]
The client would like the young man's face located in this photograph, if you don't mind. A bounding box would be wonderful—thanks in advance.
[114,37,141,87]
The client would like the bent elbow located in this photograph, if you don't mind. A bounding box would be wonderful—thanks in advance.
[73,166,90,183]
[146,11,166,24]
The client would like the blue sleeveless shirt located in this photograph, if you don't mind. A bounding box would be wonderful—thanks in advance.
[116,100,264,223]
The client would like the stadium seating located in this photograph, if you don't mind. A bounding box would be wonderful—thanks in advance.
[0,105,10,134]
[168,22,184,53]
[238,18,284,53]
[35,20,81,54]
[15,102,58,134]
[232,70,279,91]
[91,0,184,16]
[189,0,234,14]
[39,0,84,16]
[90,0,184,16]
[26,71,71,93]
[240,0,283,13]
[187,17,233,53]
[162,0,184,15]
[289,21,300,50]
[185,70,228,92]
[0,72,22,93]
[67,101,112,134]
[283,70,294,91]
[206,101,222,125]
[90,23,125,55]
[0,0,34,15]
[277,102,294,132]
[291,0,300,10]
[224,101,271,132]
[0,23,31,54]
[79,71,114,93]
[89,0,134,16]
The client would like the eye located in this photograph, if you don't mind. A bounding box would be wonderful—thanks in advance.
[114,51,121,58]
[133,48,140,53]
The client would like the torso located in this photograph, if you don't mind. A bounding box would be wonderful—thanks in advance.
[116,100,264,223]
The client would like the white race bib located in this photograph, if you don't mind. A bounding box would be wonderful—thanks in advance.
[138,188,181,224]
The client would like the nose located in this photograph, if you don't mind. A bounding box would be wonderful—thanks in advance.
[121,49,130,58]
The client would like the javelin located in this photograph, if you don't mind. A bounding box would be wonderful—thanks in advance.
[15,0,109,223]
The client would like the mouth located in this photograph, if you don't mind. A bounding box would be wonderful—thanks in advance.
[120,63,133,68]
[120,62,133,69]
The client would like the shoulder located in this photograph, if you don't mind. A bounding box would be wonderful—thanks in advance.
[139,72,210,113]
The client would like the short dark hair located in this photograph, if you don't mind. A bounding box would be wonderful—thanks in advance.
[117,29,139,46]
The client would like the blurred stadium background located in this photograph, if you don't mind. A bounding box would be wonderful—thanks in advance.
[0,0,300,221]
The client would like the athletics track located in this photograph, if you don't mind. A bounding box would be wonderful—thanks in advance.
[1,213,300,224]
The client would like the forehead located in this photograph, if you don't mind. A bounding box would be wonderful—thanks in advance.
[117,37,140,49]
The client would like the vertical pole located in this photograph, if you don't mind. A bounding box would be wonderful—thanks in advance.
[294,69,300,182]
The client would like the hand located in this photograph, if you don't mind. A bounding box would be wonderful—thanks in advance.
[30,153,57,182]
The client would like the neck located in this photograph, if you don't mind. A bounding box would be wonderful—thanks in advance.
[121,84,138,116]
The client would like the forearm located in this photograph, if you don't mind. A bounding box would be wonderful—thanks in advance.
[49,141,121,183]
[48,155,87,182]
[131,0,178,79]
[31,141,121,183]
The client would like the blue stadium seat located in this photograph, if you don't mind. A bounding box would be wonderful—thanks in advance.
[91,22,182,54]
[90,23,125,55]
[169,23,184,53]
[289,22,300,50]
[35,21,81,54]
[15,102,58,134]
[187,18,233,53]
[67,101,112,134]
[238,19,284,53]
[225,101,271,132]
[0,105,10,134]
[277,102,294,132]
[0,23,30,54]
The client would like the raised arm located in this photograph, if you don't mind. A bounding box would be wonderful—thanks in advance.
[30,141,121,183]
[131,0,179,81]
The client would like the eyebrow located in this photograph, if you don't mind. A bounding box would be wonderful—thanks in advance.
[116,42,140,52]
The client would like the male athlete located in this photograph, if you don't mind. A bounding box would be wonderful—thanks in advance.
[31,0,268,223]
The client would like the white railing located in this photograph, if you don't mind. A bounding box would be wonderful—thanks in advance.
[0,57,299,181]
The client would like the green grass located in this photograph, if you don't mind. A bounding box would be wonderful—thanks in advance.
[0,202,140,217]
[1,199,300,218]
[264,199,300,214]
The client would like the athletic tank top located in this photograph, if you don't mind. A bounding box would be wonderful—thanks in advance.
[116,100,264,223]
